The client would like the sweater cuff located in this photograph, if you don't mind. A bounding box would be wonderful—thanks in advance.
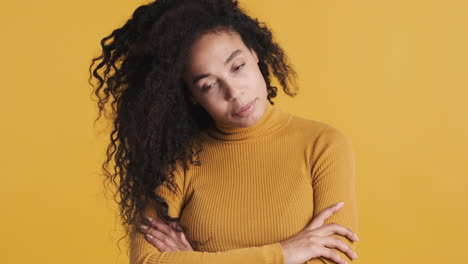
[260,242,284,263]
[215,242,284,263]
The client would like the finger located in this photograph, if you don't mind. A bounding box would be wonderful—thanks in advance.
[306,202,344,230]
[141,225,180,250]
[320,247,347,264]
[319,223,359,242]
[145,217,180,240]
[179,231,193,250]
[144,217,192,251]
[145,233,174,252]
[321,236,357,261]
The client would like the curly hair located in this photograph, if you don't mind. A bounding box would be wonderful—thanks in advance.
[88,0,298,246]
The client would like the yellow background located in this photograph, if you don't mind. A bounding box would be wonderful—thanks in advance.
[1,0,467,263]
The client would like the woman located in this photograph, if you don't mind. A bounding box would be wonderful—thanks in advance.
[89,0,359,263]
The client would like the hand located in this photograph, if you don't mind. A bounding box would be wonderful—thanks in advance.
[280,202,359,264]
[138,217,194,252]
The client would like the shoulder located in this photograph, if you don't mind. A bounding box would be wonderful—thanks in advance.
[279,111,354,162]
[282,110,351,145]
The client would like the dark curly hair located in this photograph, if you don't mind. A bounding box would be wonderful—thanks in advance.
[88,0,298,247]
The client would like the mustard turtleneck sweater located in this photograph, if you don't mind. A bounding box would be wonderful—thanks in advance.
[129,102,359,264]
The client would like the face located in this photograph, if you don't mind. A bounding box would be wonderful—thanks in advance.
[182,30,268,128]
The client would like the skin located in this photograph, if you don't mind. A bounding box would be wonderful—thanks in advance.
[139,203,359,263]
[139,217,194,252]
[138,30,359,263]
[182,30,268,128]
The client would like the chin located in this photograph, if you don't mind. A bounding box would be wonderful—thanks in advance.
[239,119,257,127]
[243,108,264,127]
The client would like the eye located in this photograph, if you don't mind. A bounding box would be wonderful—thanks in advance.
[233,63,246,71]
[202,82,217,92]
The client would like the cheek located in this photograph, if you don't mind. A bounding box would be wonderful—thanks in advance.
[252,72,267,94]
[200,98,228,117]
[239,69,263,92]
[250,65,266,85]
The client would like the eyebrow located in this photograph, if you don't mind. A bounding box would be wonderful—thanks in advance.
[191,49,243,85]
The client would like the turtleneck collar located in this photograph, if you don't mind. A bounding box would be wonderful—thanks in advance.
[203,102,291,141]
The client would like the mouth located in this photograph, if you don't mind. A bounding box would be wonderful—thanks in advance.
[233,99,256,116]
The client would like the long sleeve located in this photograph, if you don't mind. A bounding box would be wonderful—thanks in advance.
[129,225,284,263]
[127,104,359,264]
[129,176,285,264]
[305,127,359,264]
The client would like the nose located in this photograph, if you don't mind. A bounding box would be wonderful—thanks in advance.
[223,79,243,101]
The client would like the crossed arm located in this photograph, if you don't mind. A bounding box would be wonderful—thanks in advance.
[130,127,359,264]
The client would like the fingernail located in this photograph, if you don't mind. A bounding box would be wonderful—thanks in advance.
[354,234,359,241]
[140,225,149,230]
[145,234,153,239]
[336,202,344,207]
[145,217,153,222]
[353,252,358,259]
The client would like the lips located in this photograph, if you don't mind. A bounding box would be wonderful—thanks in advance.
[233,99,255,116]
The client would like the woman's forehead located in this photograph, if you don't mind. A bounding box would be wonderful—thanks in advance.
[185,31,248,72]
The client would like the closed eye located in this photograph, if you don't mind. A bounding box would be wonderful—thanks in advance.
[234,63,246,71]
[201,63,246,92]
[202,82,217,92]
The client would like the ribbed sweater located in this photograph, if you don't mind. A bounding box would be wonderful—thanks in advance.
[129,102,359,264]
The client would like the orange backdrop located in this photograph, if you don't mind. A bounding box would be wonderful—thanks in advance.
[1,0,467,263]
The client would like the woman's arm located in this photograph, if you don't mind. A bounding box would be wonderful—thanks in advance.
[305,127,359,264]
[130,172,285,264]
[129,197,285,264]
[130,125,358,264]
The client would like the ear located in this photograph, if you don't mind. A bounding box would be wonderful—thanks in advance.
[250,48,259,63]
